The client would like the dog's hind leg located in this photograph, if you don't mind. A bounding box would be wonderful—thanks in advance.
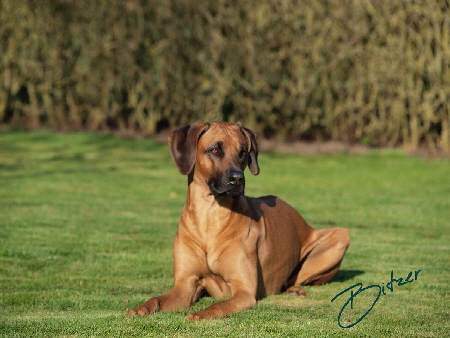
[285,227,350,295]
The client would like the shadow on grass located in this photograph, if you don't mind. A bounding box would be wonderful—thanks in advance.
[332,269,365,283]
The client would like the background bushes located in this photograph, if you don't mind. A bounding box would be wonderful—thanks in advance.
[1,0,449,150]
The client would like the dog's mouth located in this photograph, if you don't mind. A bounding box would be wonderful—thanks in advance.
[208,180,245,198]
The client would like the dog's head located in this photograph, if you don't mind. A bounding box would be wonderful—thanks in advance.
[168,121,259,198]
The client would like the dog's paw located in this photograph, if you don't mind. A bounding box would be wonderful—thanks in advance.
[285,286,308,296]
[186,312,203,321]
[126,306,149,316]
[126,298,159,316]
[186,309,221,321]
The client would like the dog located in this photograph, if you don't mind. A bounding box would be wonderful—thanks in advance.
[126,121,350,320]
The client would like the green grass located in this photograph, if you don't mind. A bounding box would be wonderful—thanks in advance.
[1,129,449,337]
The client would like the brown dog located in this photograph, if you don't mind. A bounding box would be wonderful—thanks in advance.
[126,121,350,320]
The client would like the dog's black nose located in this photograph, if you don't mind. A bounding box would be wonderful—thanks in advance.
[228,171,244,186]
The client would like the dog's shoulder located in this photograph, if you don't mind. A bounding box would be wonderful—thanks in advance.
[248,194,303,217]
[250,195,278,207]
[250,195,293,208]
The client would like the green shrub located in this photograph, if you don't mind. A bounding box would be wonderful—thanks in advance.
[1,0,449,150]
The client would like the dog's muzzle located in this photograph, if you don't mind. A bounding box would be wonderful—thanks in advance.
[209,170,245,198]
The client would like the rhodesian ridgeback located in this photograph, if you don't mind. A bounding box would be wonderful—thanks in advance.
[126,121,350,320]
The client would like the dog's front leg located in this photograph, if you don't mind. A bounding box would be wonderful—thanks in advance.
[126,275,203,316]
[186,287,256,321]
[186,249,258,320]
[127,232,209,316]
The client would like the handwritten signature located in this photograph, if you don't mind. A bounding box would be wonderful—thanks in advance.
[331,269,422,328]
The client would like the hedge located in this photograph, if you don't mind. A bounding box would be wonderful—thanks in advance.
[1,0,449,150]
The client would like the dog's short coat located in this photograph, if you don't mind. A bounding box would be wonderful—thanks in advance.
[126,121,350,320]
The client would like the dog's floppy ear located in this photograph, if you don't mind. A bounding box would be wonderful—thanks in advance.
[241,126,260,175]
[168,121,209,175]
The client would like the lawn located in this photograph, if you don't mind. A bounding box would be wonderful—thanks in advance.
[1,129,449,337]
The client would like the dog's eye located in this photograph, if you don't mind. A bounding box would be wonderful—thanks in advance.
[208,148,220,155]
[239,150,247,159]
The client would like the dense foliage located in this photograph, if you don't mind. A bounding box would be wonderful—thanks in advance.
[1,0,449,149]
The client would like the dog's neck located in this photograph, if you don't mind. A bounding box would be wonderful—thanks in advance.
[184,173,248,230]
